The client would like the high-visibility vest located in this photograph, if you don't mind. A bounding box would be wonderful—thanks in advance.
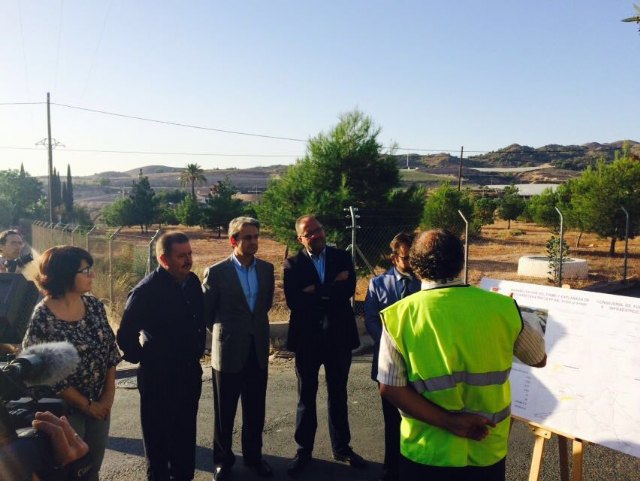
[381,285,522,467]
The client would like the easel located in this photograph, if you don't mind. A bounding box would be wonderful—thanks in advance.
[513,416,588,481]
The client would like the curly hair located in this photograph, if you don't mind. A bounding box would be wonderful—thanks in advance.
[37,246,93,298]
[409,230,464,281]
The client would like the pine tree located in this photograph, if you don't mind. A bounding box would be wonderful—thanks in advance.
[65,164,74,213]
[129,169,158,232]
[51,168,63,208]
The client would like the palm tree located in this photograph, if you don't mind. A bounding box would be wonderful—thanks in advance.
[180,163,207,199]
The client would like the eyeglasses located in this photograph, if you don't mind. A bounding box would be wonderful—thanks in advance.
[76,266,93,275]
[300,226,324,239]
[396,256,410,261]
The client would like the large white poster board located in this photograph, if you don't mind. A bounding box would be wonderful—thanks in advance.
[480,278,640,458]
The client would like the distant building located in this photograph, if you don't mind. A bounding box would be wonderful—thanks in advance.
[486,184,560,198]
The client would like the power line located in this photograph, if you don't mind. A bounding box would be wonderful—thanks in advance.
[54,0,65,92]
[80,0,114,102]
[0,145,302,157]
[0,102,45,106]
[51,102,309,143]
[1,100,630,155]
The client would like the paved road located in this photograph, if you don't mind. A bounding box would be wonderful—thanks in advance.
[101,354,639,481]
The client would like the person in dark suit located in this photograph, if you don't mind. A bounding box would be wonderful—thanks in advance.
[284,215,367,477]
[117,231,205,481]
[202,217,275,481]
[364,232,420,481]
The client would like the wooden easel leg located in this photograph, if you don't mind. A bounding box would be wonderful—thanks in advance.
[558,436,570,481]
[528,430,549,481]
[571,439,584,481]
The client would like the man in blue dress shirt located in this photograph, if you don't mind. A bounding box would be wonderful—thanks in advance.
[364,232,420,481]
[202,217,275,480]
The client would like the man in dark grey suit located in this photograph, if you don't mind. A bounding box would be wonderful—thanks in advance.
[202,217,275,481]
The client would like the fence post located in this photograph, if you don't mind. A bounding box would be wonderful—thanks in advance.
[457,210,469,284]
[71,225,80,246]
[345,206,359,269]
[147,230,162,276]
[85,225,97,252]
[554,207,564,287]
[620,206,629,283]
[344,206,360,309]
[108,227,122,306]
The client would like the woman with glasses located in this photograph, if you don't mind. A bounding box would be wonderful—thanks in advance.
[23,245,121,481]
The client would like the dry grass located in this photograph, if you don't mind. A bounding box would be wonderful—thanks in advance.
[104,221,639,327]
[467,220,638,288]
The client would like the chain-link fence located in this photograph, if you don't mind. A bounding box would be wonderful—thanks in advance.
[27,219,417,323]
[24,215,637,330]
[30,222,158,323]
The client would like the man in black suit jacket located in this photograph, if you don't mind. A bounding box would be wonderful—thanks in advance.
[283,215,367,477]
[203,217,275,480]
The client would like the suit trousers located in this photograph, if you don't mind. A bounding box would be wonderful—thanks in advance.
[294,332,353,455]
[211,339,268,467]
[138,361,202,481]
[380,387,401,477]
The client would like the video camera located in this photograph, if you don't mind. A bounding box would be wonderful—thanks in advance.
[0,342,88,480]
[2,254,34,274]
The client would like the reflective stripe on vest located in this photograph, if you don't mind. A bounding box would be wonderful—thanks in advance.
[450,405,512,425]
[411,368,512,393]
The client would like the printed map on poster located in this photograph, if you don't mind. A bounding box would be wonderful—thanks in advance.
[480,278,640,458]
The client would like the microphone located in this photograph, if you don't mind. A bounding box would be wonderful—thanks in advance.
[3,342,80,387]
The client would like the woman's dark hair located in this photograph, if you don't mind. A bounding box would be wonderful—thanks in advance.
[37,246,93,298]
[410,229,464,281]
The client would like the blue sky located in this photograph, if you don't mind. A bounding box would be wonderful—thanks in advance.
[1,1,639,176]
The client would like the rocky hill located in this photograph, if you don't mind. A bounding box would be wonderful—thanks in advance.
[403,140,639,171]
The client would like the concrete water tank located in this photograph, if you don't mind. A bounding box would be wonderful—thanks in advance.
[517,255,589,279]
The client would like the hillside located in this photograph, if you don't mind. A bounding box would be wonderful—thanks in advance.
[40,140,637,210]
[405,140,639,170]
[394,140,639,186]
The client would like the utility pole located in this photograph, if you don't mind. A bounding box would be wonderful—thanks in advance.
[35,92,65,224]
[47,93,53,223]
[457,146,464,191]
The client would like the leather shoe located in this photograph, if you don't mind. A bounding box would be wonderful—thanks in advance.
[213,464,230,481]
[333,449,367,469]
[287,453,311,477]
[245,459,273,477]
